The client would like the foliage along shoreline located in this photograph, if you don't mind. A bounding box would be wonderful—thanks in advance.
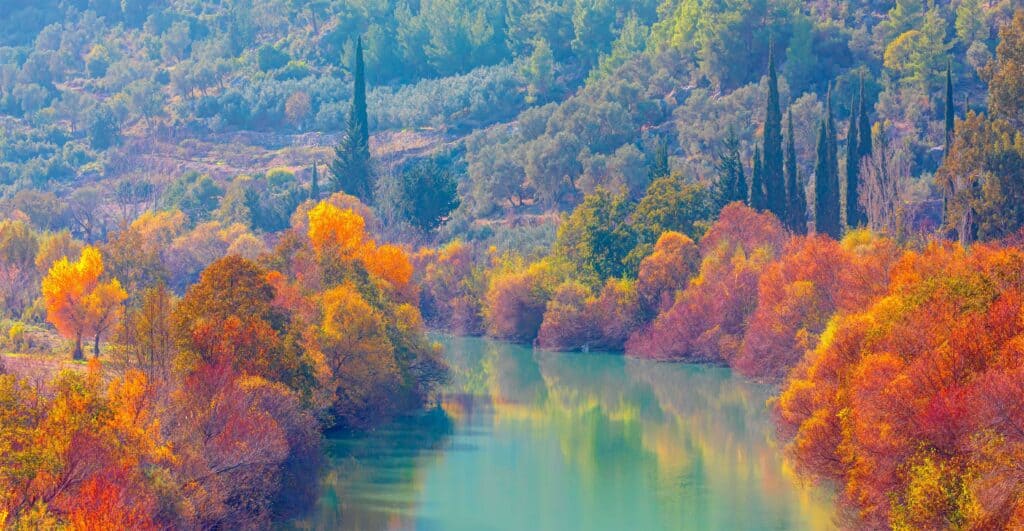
[0,197,446,528]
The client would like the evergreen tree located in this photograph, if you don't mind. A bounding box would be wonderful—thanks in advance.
[717,128,747,205]
[815,89,842,238]
[845,95,865,228]
[763,41,786,221]
[310,161,320,201]
[330,37,374,203]
[648,135,670,181]
[944,61,955,156]
[351,37,369,147]
[858,76,872,161]
[785,110,807,234]
[750,145,766,210]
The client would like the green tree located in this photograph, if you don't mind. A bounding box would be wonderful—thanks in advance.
[552,188,636,283]
[397,158,461,232]
[845,95,865,228]
[750,145,766,211]
[633,177,715,245]
[717,128,747,205]
[763,42,786,222]
[814,91,841,238]
[785,109,807,234]
[310,161,320,201]
[858,76,873,161]
[955,0,987,46]
[331,37,374,203]
[87,105,121,150]
[524,38,555,104]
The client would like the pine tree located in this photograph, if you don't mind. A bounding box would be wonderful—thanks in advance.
[649,135,670,180]
[310,161,320,201]
[944,61,955,156]
[330,37,374,203]
[858,76,872,160]
[763,41,786,221]
[845,95,865,228]
[785,110,807,234]
[750,145,766,210]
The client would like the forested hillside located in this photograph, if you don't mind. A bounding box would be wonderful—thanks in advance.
[4,0,1024,528]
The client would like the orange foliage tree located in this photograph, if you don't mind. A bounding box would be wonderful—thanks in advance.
[41,246,127,360]
[626,204,787,362]
[734,230,898,378]
[775,242,1024,528]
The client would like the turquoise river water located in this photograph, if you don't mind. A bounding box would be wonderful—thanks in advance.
[285,335,836,530]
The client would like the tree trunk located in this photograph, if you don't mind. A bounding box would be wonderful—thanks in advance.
[73,333,84,361]
[93,334,101,358]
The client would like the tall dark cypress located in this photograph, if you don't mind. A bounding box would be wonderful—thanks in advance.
[330,37,374,202]
[785,110,807,234]
[750,145,766,210]
[351,37,369,146]
[857,76,872,161]
[845,95,865,228]
[815,87,842,238]
[310,161,320,200]
[944,62,955,156]
[763,41,786,222]
[718,129,747,205]
[814,119,833,237]
[735,156,747,205]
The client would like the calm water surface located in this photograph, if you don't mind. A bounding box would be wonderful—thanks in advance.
[286,336,835,530]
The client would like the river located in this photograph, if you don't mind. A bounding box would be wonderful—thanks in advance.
[285,335,836,530]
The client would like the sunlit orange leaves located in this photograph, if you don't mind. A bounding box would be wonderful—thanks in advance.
[774,242,1024,528]
[307,201,414,292]
[40,246,127,359]
[307,201,366,257]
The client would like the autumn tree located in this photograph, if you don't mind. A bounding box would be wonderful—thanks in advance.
[116,283,176,378]
[0,221,39,318]
[636,231,699,316]
[861,123,912,235]
[41,246,127,360]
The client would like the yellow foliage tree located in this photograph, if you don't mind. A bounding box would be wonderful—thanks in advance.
[307,202,366,257]
[41,246,127,360]
[316,282,401,424]
[364,244,413,287]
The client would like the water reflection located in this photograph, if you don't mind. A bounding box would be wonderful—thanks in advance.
[285,336,835,530]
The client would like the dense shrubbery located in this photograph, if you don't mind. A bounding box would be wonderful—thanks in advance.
[0,199,445,527]
[775,241,1024,528]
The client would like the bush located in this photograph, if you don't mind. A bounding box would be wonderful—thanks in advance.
[257,45,290,72]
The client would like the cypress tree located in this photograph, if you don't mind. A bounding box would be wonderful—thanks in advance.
[785,110,807,234]
[330,37,374,203]
[310,161,320,201]
[763,41,786,221]
[717,129,747,205]
[857,76,872,160]
[944,61,955,156]
[351,37,369,147]
[845,95,865,228]
[750,145,766,210]
[815,87,842,238]
[735,152,747,206]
